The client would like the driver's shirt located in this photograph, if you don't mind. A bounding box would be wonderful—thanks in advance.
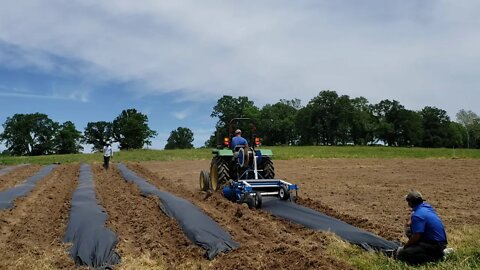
[231,136,248,149]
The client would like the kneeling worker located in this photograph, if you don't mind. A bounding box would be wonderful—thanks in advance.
[397,190,448,265]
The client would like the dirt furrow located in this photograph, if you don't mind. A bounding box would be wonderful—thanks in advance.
[0,164,79,270]
[92,163,207,269]
[0,164,42,191]
[128,163,350,270]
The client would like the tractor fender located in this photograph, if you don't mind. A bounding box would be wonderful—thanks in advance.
[256,149,273,157]
[213,149,234,157]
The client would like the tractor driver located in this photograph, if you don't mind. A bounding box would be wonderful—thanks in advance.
[231,129,248,150]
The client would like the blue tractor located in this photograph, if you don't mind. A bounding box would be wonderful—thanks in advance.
[199,118,298,208]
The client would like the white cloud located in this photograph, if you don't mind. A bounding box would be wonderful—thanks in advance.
[0,1,479,115]
[0,89,90,102]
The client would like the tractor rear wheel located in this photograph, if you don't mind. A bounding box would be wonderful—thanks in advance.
[261,157,275,179]
[209,157,231,191]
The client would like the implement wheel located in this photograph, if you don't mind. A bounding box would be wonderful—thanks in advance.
[254,191,263,209]
[279,186,290,200]
[199,170,210,191]
[240,193,255,209]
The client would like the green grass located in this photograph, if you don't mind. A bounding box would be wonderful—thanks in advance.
[326,225,480,270]
[269,146,480,159]
[1,146,479,165]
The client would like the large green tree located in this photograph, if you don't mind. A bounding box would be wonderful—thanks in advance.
[420,106,451,147]
[209,96,260,146]
[299,90,354,145]
[456,109,479,148]
[112,109,157,150]
[0,113,58,156]
[350,97,376,145]
[371,100,405,146]
[55,121,83,154]
[165,127,194,149]
[259,99,300,145]
[295,105,315,145]
[83,121,113,152]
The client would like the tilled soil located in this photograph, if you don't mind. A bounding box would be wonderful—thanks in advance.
[275,158,480,241]
[92,163,208,269]
[128,163,351,270]
[0,158,478,269]
[140,158,480,243]
[0,164,42,191]
[0,164,79,270]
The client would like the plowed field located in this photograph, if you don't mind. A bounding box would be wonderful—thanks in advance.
[0,158,478,269]
[0,164,42,191]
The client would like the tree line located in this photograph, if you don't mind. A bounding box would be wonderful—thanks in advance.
[0,109,157,156]
[206,91,480,149]
[1,90,479,156]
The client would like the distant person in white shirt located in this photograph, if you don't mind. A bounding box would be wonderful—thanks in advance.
[103,142,113,169]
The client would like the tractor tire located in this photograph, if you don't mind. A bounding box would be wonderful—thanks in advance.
[261,157,275,179]
[209,157,231,191]
[199,170,210,191]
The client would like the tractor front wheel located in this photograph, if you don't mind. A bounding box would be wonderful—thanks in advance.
[199,170,210,191]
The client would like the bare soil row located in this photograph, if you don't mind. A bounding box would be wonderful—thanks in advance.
[3,158,478,269]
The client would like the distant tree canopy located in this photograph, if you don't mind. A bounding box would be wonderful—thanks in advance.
[55,121,84,154]
[165,127,194,150]
[207,91,480,149]
[1,92,478,157]
[0,108,158,156]
[456,109,480,148]
[0,113,82,156]
[83,121,113,152]
[112,109,157,150]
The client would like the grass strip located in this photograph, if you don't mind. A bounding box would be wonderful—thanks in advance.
[1,146,479,165]
[325,225,480,270]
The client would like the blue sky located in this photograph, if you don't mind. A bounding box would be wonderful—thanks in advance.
[1,1,479,151]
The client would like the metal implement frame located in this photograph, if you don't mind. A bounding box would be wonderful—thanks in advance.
[234,178,298,198]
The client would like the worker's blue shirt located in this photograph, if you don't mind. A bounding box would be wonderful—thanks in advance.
[411,202,447,243]
[231,136,248,149]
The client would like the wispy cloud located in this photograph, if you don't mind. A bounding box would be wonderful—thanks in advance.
[172,110,189,120]
[0,89,90,102]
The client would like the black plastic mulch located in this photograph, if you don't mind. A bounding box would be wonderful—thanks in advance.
[0,164,27,176]
[261,197,400,252]
[0,165,57,210]
[116,163,239,260]
[64,164,120,269]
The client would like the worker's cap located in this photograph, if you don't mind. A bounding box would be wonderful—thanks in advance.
[235,129,242,134]
[405,190,424,202]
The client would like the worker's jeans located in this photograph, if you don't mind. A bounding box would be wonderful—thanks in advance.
[397,241,446,265]
[103,156,110,169]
